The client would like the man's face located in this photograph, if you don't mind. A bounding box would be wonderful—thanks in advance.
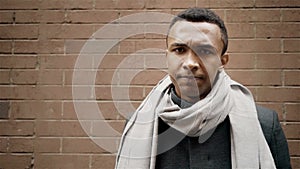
[166,20,227,103]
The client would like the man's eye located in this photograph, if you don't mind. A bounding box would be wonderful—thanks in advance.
[198,49,213,55]
[173,47,185,54]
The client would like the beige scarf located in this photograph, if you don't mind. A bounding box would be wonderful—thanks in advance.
[115,69,275,169]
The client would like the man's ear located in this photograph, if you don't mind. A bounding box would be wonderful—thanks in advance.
[221,53,229,66]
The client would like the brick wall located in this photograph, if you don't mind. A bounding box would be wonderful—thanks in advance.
[0,0,299,168]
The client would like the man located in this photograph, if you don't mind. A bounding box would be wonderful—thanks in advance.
[116,8,291,169]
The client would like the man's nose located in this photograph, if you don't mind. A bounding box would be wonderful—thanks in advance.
[183,52,200,71]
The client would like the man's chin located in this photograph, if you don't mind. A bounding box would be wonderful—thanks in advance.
[180,90,201,100]
[179,86,210,101]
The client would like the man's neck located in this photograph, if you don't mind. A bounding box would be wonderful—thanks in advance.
[170,86,194,108]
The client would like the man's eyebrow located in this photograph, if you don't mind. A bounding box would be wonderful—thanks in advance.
[170,43,188,47]
[170,43,216,51]
[194,44,215,50]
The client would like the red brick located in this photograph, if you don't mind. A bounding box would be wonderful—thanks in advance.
[0,154,33,169]
[0,55,37,69]
[118,69,142,85]
[0,101,9,119]
[226,53,255,69]
[228,39,281,53]
[35,155,89,169]
[0,86,22,99]
[226,9,280,23]
[100,53,144,69]
[34,138,60,153]
[282,9,300,22]
[39,24,95,39]
[15,10,65,23]
[291,158,300,169]
[9,138,33,153]
[0,70,10,84]
[91,155,116,169]
[65,40,119,54]
[40,55,76,69]
[10,101,62,120]
[0,0,39,9]
[62,138,107,153]
[101,101,139,119]
[95,0,145,9]
[123,70,167,85]
[283,40,300,52]
[38,70,63,85]
[256,54,299,69]
[256,23,300,38]
[0,86,73,100]
[14,41,39,55]
[92,23,146,39]
[98,54,127,69]
[74,53,96,69]
[39,0,93,9]
[284,70,300,86]
[226,23,255,38]
[11,70,38,84]
[65,70,117,85]
[285,103,300,122]
[63,101,97,120]
[282,124,300,139]
[227,70,282,86]
[145,86,155,96]
[0,121,34,136]
[39,40,65,54]
[120,21,153,36]
[172,9,223,20]
[36,121,90,137]
[0,41,12,53]
[70,69,98,85]
[256,87,299,102]
[14,40,65,54]
[0,138,8,152]
[97,70,119,85]
[91,121,124,137]
[63,101,132,120]
[119,10,173,23]
[95,86,144,100]
[34,86,73,100]
[0,25,39,39]
[143,23,169,39]
[66,10,119,23]
[64,101,108,120]
[0,12,13,23]
[14,40,38,54]
[114,101,141,118]
[288,141,300,156]
[145,53,168,69]
[200,0,254,8]
[255,0,300,7]
[15,11,39,23]
[146,0,195,9]
[120,39,166,53]
[213,10,226,21]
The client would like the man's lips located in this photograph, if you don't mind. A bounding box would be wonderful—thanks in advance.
[176,74,206,80]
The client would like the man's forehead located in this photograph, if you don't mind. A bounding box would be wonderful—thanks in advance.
[168,20,223,52]
[169,21,221,36]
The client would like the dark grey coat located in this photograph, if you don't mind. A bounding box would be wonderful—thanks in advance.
[155,90,291,169]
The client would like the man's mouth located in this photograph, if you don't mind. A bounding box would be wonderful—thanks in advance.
[176,75,206,81]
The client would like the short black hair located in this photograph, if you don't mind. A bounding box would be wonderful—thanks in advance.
[167,7,228,55]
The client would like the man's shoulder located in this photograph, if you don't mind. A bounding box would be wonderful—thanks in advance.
[255,104,279,143]
[256,104,277,125]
